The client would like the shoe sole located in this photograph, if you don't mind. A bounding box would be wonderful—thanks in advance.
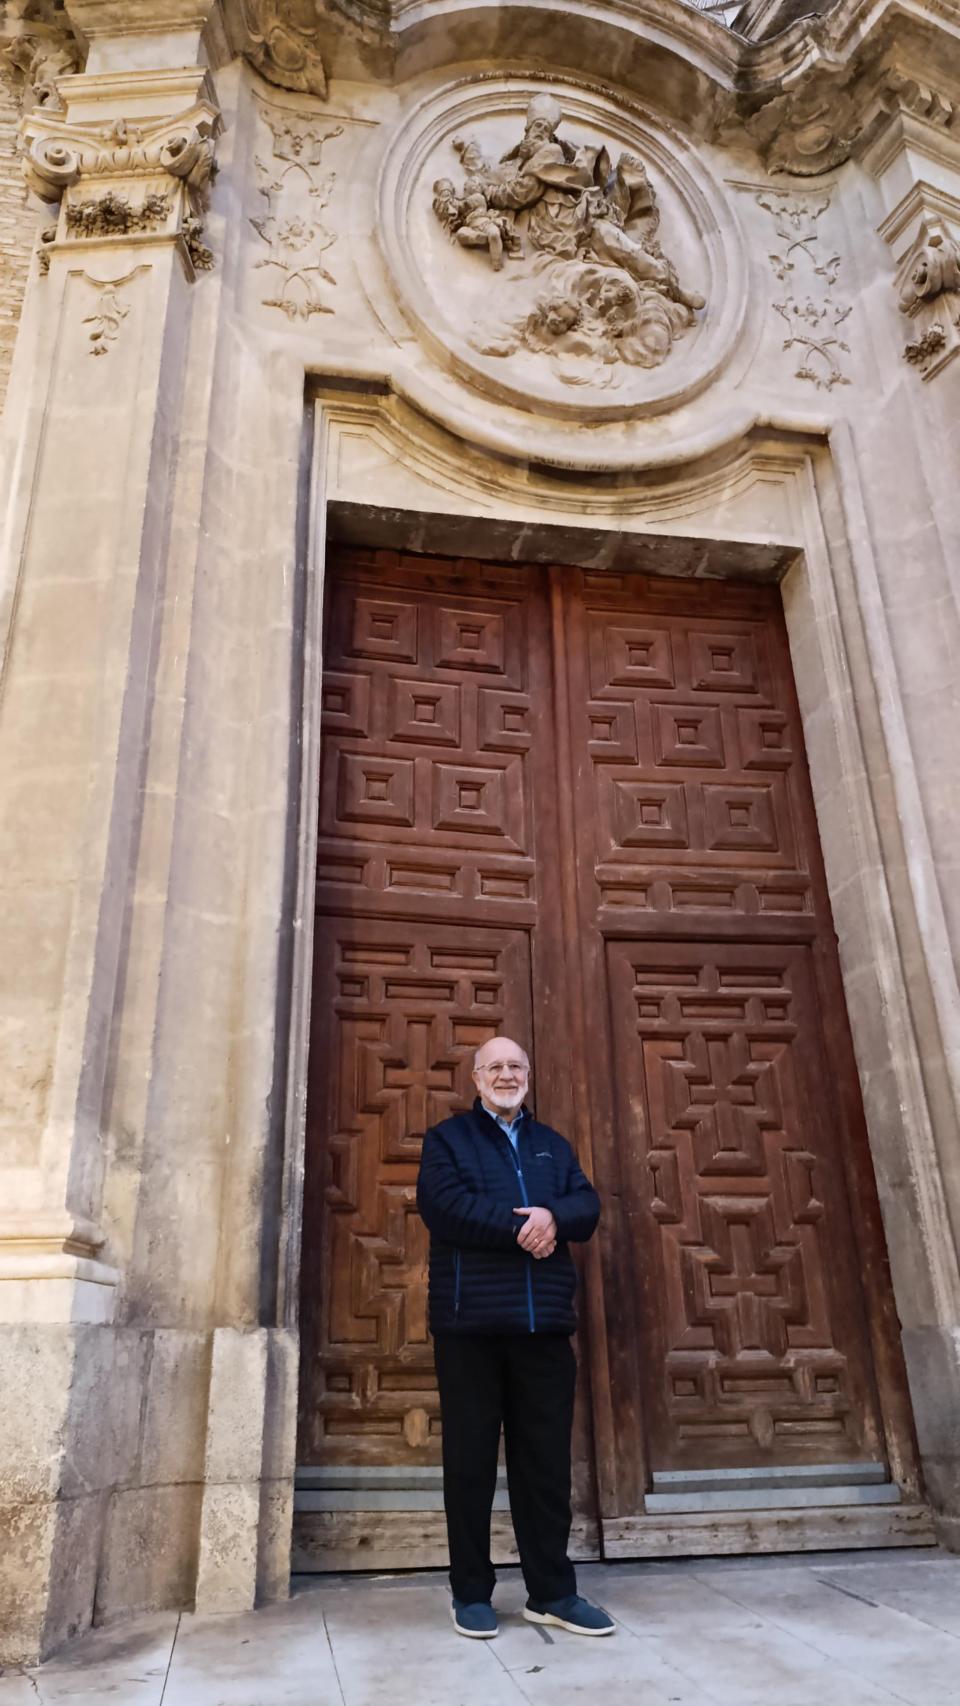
[523,1608,616,1636]
[451,1605,498,1639]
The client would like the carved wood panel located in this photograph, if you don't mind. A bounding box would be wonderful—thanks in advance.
[605,940,883,1469]
[562,567,889,1477]
[300,552,904,1512]
[299,550,558,1469]
[315,552,544,921]
[299,917,533,1464]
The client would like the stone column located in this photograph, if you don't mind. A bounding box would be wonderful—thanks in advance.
[0,1,221,1662]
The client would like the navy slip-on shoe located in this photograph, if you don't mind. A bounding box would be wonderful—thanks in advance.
[451,1599,499,1638]
[524,1594,616,1635]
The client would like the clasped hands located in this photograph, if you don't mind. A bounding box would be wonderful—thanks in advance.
[513,1205,557,1259]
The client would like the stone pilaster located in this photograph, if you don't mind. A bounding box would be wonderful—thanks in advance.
[0,9,221,1662]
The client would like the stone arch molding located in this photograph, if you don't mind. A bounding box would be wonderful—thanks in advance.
[377,75,746,421]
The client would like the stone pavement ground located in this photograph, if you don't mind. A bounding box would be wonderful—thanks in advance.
[2,1549,959,1706]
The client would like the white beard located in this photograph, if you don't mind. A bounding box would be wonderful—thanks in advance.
[483,1088,524,1112]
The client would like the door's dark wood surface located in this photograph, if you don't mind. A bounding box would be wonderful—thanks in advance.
[299,552,574,1475]
[558,569,891,1481]
[299,548,911,1540]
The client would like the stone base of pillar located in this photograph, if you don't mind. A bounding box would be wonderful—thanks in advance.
[0,1324,299,1665]
[902,1325,960,1541]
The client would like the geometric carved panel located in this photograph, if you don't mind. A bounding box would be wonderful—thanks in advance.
[389,678,461,746]
[612,779,689,849]
[606,938,883,1469]
[653,703,724,768]
[579,591,807,905]
[337,753,415,828]
[688,629,759,693]
[703,782,781,853]
[349,596,418,662]
[591,622,675,693]
[300,918,532,1466]
[436,606,506,673]
[316,562,538,906]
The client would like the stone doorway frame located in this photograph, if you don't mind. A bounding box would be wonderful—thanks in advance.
[274,384,959,1561]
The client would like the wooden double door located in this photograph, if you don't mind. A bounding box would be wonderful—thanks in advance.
[298,545,908,1550]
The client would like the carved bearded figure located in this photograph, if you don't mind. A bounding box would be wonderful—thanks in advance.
[432,93,704,384]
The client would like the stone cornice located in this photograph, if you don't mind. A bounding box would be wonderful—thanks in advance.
[217,0,960,177]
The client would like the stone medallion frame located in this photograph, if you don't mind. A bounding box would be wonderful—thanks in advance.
[273,380,957,1556]
[376,75,747,421]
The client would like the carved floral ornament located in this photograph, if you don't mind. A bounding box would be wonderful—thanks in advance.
[380,82,744,418]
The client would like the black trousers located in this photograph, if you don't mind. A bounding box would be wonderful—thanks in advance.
[433,1332,578,1606]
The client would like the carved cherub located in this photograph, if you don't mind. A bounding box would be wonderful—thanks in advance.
[432,176,523,271]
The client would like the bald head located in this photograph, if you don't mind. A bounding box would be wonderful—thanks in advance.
[472,1036,530,1115]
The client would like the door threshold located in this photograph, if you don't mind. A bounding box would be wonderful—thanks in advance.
[601,1502,936,1558]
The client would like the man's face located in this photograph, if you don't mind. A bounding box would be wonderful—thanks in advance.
[472,1040,530,1113]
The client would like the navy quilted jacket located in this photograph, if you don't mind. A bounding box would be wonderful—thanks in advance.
[416,1099,600,1336]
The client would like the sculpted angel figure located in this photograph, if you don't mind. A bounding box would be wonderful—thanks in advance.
[433,174,523,270]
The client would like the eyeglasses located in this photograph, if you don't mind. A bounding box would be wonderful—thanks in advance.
[476,1061,529,1077]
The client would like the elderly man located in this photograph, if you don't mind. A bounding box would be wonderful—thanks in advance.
[416,1036,615,1640]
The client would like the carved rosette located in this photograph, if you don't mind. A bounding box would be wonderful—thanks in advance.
[21,75,222,281]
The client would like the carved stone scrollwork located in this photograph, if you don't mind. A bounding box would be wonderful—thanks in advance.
[742,69,857,178]
[21,83,222,280]
[23,111,219,203]
[250,102,343,317]
[895,220,960,379]
[83,281,130,354]
[755,189,852,389]
[236,0,327,99]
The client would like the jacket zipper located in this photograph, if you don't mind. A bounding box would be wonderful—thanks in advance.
[454,1251,461,1316]
[507,1140,536,1334]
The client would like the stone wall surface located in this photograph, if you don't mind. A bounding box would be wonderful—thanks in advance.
[0,70,32,412]
[1,0,960,1666]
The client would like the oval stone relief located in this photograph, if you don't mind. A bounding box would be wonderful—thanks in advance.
[378,77,746,419]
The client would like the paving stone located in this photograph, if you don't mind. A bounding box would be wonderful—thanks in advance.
[10,1552,960,1706]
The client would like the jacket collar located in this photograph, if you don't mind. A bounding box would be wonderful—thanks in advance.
[473,1095,529,1129]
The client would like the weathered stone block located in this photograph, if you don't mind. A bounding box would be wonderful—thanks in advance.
[203,1327,269,1485]
[902,1325,960,1515]
[194,1481,261,1615]
[94,1483,203,1622]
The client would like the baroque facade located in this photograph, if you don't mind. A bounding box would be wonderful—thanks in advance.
[2,0,960,1667]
